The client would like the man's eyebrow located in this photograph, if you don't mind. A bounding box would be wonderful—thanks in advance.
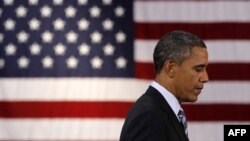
[193,64,207,68]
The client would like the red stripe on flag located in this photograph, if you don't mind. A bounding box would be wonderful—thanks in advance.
[207,63,250,80]
[183,104,250,121]
[0,101,132,118]
[0,101,250,121]
[0,140,116,141]
[135,62,155,80]
[135,62,250,80]
[134,0,250,1]
[135,22,250,39]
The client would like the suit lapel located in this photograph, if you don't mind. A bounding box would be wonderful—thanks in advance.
[146,86,189,141]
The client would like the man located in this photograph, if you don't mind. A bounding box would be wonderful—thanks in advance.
[120,30,209,141]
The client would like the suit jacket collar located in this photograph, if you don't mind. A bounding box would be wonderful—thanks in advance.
[151,81,181,118]
[145,86,189,141]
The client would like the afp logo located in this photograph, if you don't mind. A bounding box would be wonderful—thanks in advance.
[224,125,250,141]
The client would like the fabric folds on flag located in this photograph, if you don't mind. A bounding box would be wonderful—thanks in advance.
[0,0,250,141]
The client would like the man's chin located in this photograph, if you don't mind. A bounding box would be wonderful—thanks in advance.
[185,96,198,103]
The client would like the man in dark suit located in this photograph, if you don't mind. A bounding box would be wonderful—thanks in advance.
[120,30,209,141]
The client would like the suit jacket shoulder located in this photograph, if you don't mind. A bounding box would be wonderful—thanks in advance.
[120,86,189,141]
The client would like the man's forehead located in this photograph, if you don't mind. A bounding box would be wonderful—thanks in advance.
[183,47,208,64]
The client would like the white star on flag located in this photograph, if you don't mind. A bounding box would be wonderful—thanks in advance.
[66,31,78,43]
[65,6,77,18]
[54,43,66,55]
[17,56,30,69]
[66,56,79,69]
[42,56,54,69]
[53,0,63,5]
[115,56,127,69]
[90,31,102,43]
[16,5,28,18]
[29,18,41,30]
[41,31,54,43]
[3,0,14,6]
[0,9,2,17]
[114,6,125,17]
[40,5,52,18]
[102,0,112,5]
[53,18,65,31]
[102,18,114,31]
[115,31,126,43]
[4,19,15,31]
[17,31,29,43]
[78,43,91,55]
[29,0,39,5]
[29,43,42,55]
[103,43,115,56]
[78,0,88,5]
[90,56,103,69]
[0,34,4,43]
[78,19,90,31]
[89,6,101,18]
[0,59,5,69]
[5,43,17,56]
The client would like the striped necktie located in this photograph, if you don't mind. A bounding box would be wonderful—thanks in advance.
[178,109,188,136]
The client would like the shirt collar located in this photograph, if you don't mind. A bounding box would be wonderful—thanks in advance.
[151,81,182,118]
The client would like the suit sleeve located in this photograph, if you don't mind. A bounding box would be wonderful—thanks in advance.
[120,109,168,141]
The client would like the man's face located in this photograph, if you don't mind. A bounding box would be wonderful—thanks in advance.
[173,47,209,103]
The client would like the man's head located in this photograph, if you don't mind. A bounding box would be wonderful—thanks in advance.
[153,30,209,103]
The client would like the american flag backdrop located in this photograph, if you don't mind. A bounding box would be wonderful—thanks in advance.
[0,0,250,141]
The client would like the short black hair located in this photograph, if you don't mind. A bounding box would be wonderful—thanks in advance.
[153,30,207,74]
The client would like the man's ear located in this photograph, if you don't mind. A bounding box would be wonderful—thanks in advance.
[163,60,176,78]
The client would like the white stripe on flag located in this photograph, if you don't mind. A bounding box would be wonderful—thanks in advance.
[0,118,123,140]
[198,81,250,104]
[189,121,250,141]
[0,119,249,141]
[1,79,250,103]
[134,1,250,22]
[0,78,149,101]
[135,40,250,63]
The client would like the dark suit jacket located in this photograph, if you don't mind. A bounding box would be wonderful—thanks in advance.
[120,86,189,141]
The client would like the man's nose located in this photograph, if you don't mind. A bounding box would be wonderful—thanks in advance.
[200,70,209,83]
